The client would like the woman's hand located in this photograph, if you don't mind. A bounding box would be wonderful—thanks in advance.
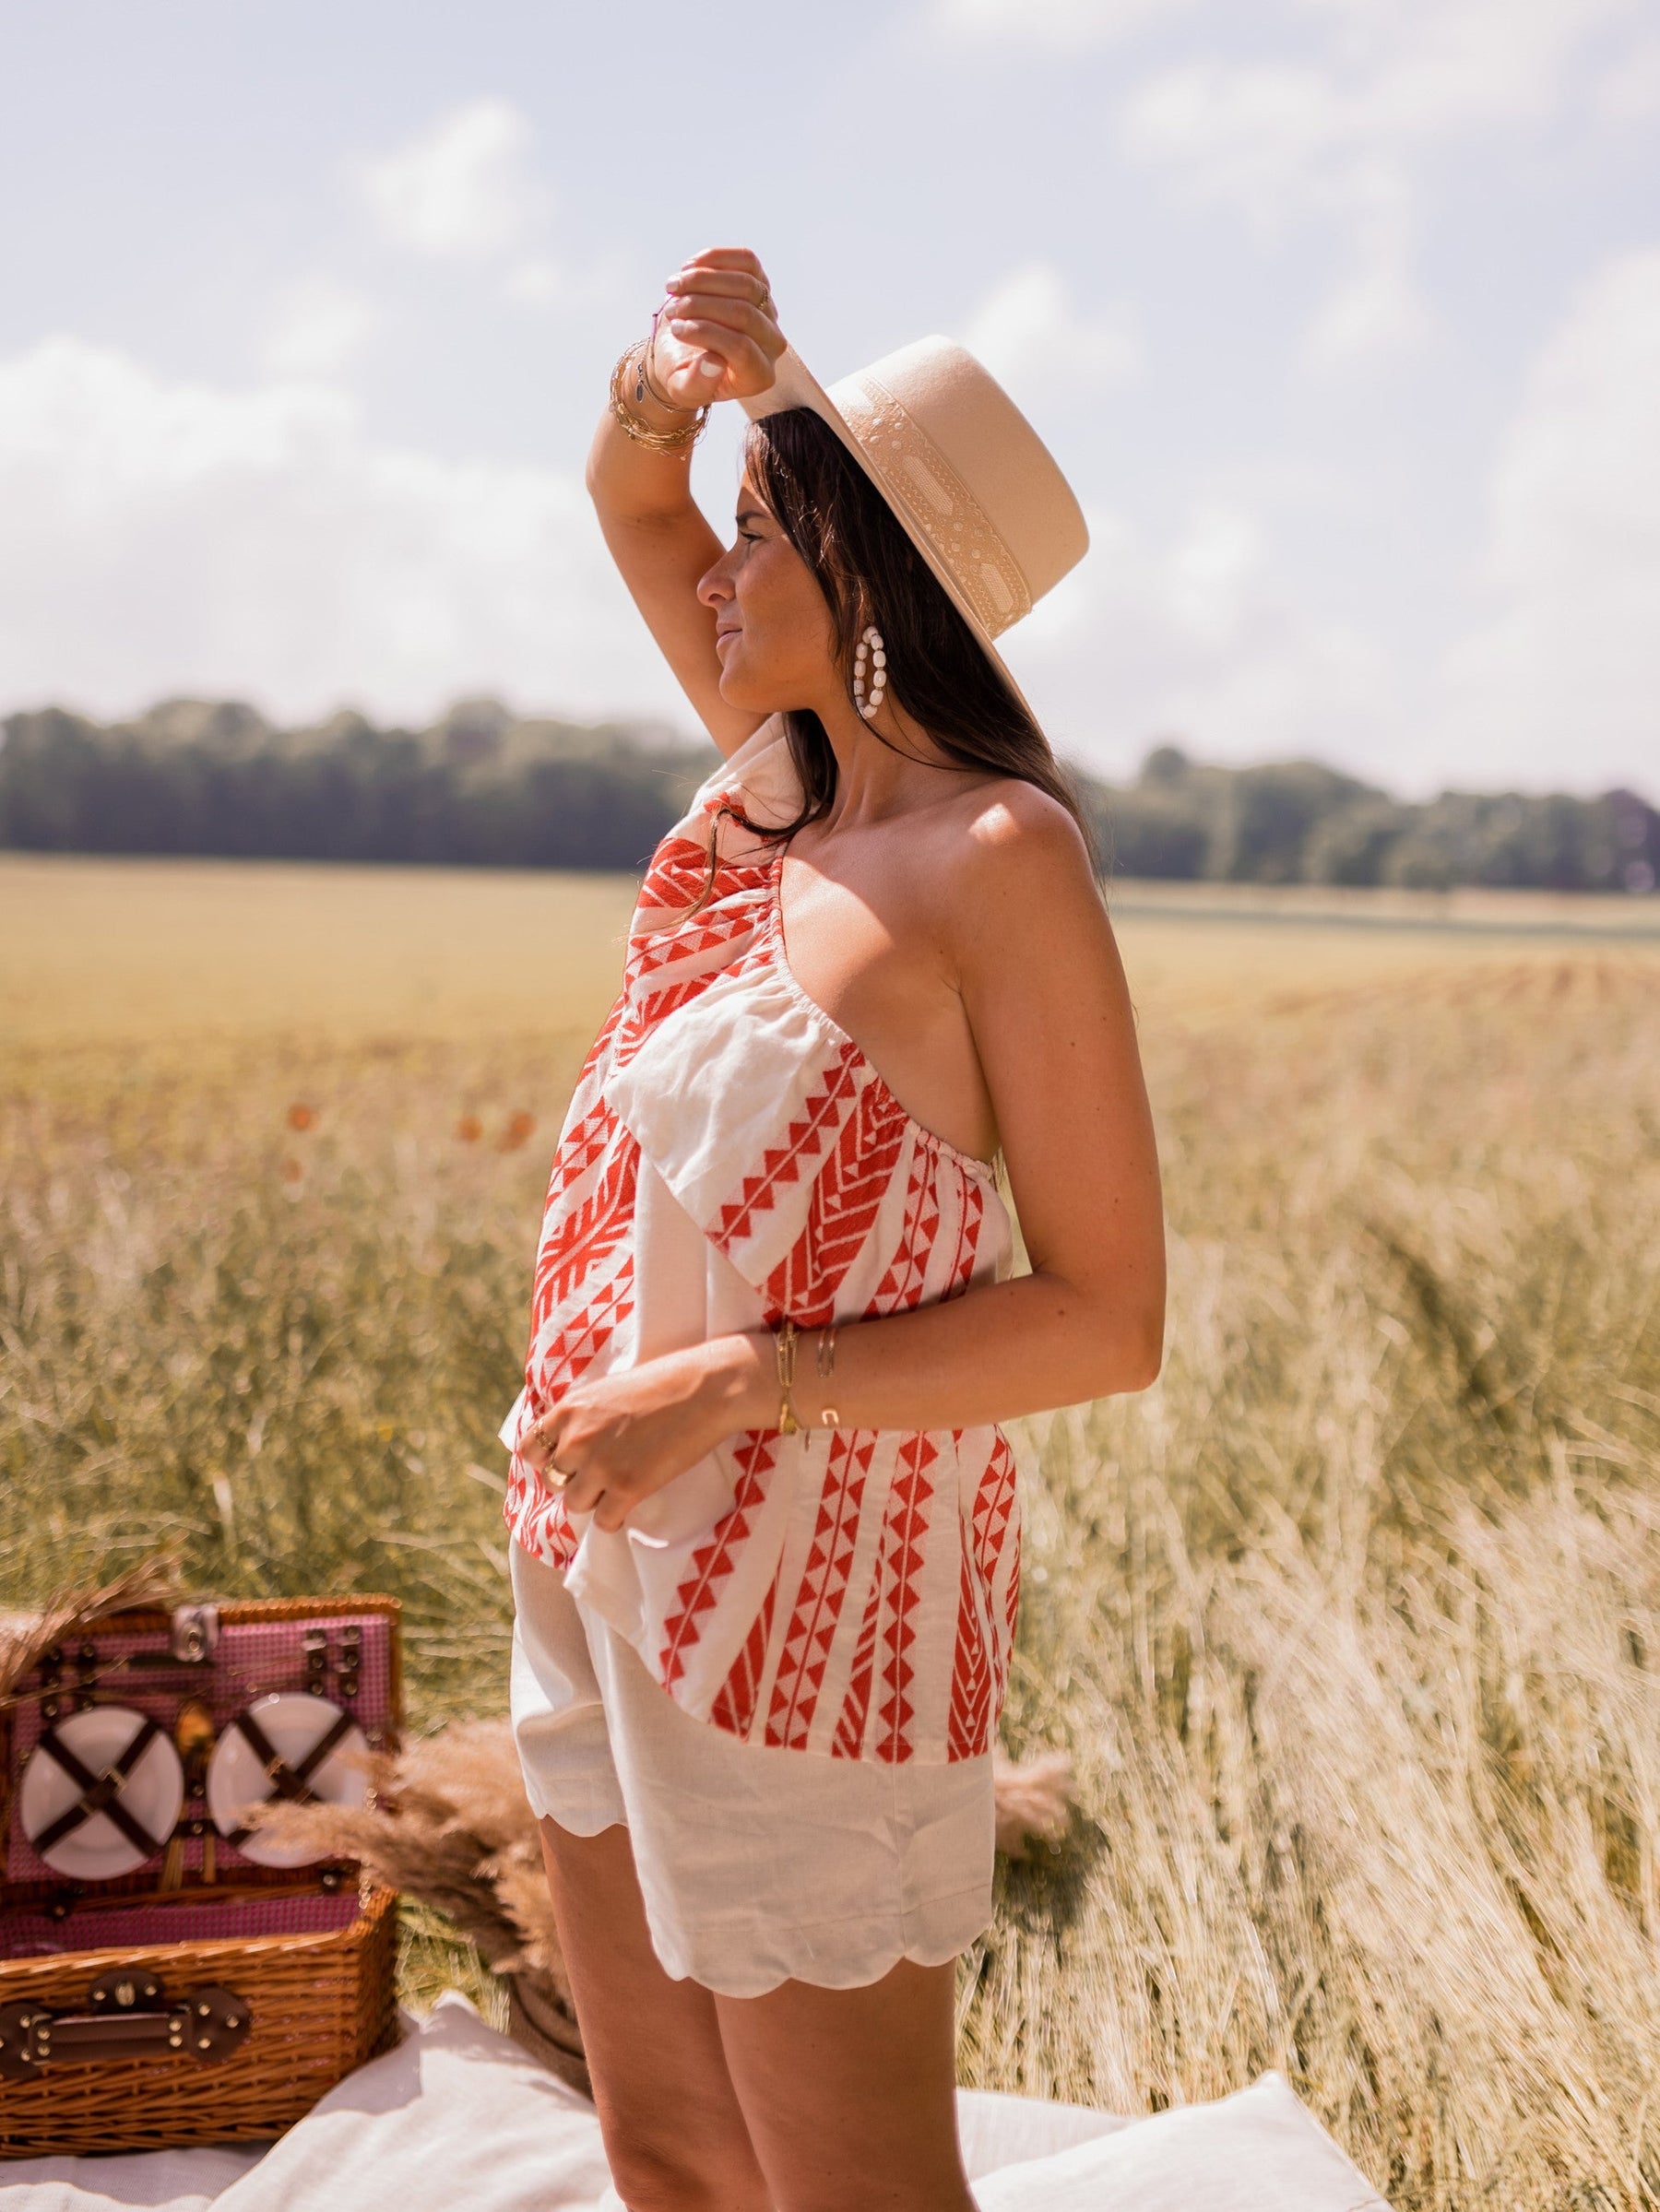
[650,245,786,408]
[518,1336,772,1532]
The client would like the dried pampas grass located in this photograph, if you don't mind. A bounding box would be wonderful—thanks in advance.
[0,1552,186,1706]
[252,1718,587,2093]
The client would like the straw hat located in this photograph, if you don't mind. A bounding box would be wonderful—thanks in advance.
[741,337,1088,716]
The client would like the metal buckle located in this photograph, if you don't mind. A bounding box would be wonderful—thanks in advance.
[0,1974,253,2078]
[169,1604,220,1663]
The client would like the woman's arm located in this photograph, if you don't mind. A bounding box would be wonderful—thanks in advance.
[523,798,1166,1528]
[590,246,786,758]
[747,793,1165,1428]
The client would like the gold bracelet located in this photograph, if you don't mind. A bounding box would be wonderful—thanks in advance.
[609,341,708,454]
[809,1328,840,1428]
[776,1317,800,1435]
[642,310,699,415]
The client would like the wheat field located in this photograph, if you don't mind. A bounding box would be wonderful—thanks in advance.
[4,854,1659,2207]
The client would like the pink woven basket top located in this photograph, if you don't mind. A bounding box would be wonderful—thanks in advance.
[5,1608,397,1903]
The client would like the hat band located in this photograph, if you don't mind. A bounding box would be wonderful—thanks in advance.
[836,373,1034,639]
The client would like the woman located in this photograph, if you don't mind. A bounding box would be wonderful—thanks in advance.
[499,247,1165,2211]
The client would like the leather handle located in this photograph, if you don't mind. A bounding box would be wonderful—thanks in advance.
[0,1979,252,2079]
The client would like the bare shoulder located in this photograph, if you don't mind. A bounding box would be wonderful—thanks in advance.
[962,776,1094,868]
[928,775,1105,950]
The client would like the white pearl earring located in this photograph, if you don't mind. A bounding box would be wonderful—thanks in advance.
[852,623,887,722]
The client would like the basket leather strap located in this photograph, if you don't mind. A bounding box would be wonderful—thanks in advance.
[30,1713,169,1860]
[223,1704,357,1848]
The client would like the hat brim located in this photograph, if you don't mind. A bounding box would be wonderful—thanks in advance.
[740,347,1040,726]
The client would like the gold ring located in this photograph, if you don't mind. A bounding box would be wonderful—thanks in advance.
[545,1463,573,1491]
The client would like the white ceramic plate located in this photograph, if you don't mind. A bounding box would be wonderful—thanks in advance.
[19,1704,184,1880]
[206,1691,370,1867]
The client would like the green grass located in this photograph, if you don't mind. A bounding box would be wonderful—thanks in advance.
[5,857,1659,2206]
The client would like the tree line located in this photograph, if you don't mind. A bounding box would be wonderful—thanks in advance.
[1102,745,1658,894]
[0,699,706,874]
[1,701,1654,893]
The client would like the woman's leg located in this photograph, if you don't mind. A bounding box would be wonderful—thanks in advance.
[536,1814,772,2212]
[715,1959,976,2212]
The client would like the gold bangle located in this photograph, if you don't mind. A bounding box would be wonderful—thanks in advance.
[642,311,700,415]
[776,1317,800,1436]
[815,1326,837,1378]
[609,341,708,454]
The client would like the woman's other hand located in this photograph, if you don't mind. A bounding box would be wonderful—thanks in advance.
[652,246,786,407]
[517,1336,771,1532]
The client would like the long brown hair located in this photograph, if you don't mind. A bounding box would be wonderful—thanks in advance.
[741,407,1095,860]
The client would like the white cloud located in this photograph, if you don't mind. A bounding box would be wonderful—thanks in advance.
[261,277,376,380]
[0,338,684,729]
[933,0,1195,47]
[503,256,566,308]
[1116,60,1439,369]
[357,98,545,260]
[1120,0,1644,222]
[1119,59,1348,232]
[1301,0,1644,138]
[1118,0,1639,377]
[0,334,1405,787]
[962,264,1143,392]
[1595,29,1660,116]
[1431,247,1660,791]
[1300,176,1435,370]
[1002,496,1399,777]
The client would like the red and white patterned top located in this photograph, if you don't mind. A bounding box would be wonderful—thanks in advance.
[499,720,1020,1764]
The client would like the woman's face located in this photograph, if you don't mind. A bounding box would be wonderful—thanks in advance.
[697,471,840,716]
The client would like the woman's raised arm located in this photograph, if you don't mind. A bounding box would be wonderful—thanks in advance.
[588,246,787,757]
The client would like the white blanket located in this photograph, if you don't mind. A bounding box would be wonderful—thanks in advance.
[0,1992,1389,2210]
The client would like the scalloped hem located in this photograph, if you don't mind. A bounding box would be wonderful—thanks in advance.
[644,1882,994,1999]
[510,1540,995,1996]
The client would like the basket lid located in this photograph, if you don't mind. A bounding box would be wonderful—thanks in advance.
[2,1595,403,1921]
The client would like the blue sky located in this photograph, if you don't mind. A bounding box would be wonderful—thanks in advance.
[2,0,1656,796]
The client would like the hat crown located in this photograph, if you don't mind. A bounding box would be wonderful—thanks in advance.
[825,338,1087,637]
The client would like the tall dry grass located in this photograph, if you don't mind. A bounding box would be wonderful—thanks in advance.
[3,939,1657,2206]
[972,954,1660,2207]
[0,1035,576,1712]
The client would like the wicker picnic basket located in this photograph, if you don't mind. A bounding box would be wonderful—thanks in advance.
[0,1591,404,2155]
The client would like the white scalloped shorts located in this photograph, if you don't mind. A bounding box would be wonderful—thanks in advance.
[507,1537,995,1998]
